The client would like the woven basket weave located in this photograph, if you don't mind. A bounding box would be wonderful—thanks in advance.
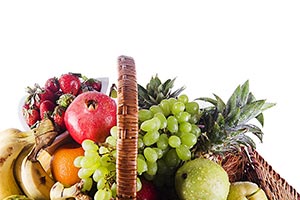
[115,55,299,200]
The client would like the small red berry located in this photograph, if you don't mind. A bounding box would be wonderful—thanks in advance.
[45,77,60,93]
[84,78,102,92]
[58,73,81,96]
[35,87,56,108]
[24,107,41,127]
[52,106,66,133]
[39,100,56,119]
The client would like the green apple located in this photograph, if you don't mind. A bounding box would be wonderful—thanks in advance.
[175,157,230,200]
[227,181,268,200]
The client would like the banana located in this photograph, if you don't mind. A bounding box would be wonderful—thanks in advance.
[50,181,92,200]
[17,146,55,200]
[2,195,34,200]
[0,128,35,199]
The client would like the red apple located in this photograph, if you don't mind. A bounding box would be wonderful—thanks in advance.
[64,91,117,144]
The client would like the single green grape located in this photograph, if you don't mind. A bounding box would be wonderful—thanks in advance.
[80,154,99,169]
[185,101,199,115]
[146,160,158,176]
[93,166,109,182]
[176,144,191,161]
[144,147,158,163]
[137,156,148,175]
[171,101,185,115]
[110,126,118,138]
[167,97,177,109]
[180,132,197,148]
[99,146,109,155]
[154,112,167,129]
[153,147,163,159]
[73,156,83,168]
[178,94,189,104]
[82,139,99,151]
[179,121,192,133]
[140,117,161,132]
[111,182,117,198]
[167,116,178,133]
[159,99,170,116]
[94,188,112,200]
[99,154,112,167]
[143,130,160,146]
[168,135,181,148]
[191,124,201,137]
[105,136,117,147]
[156,134,169,150]
[176,111,191,123]
[81,177,93,192]
[138,109,154,122]
[78,168,94,179]
[136,177,142,192]
[138,137,145,149]
[149,105,163,114]
[97,177,106,190]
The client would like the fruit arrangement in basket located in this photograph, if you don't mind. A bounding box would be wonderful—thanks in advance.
[0,57,299,200]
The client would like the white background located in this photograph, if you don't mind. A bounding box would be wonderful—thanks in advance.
[1,1,299,192]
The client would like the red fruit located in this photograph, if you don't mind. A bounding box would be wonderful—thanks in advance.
[137,178,159,200]
[58,73,81,96]
[84,78,102,92]
[45,77,60,93]
[52,106,66,133]
[39,100,56,119]
[34,87,55,108]
[24,107,41,127]
[64,91,117,144]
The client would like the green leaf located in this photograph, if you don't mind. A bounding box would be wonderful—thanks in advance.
[240,80,250,106]
[236,134,256,149]
[238,100,266,125]
[246,92,256,104]
[196,97,218,106]
[261,102,276,111]
[255,113,264,127]
[213,94,226,112]
[226,107,241,127]
[225,91,237,118]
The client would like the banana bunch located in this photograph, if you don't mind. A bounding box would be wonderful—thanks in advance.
[0,119,57,200]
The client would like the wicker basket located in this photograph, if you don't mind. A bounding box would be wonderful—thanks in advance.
[115,55,300,200]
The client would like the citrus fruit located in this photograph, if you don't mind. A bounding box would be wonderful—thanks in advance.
[51,143,84,187]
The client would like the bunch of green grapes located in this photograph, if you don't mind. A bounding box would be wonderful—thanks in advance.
[137,94,201,186]
[74,127,142,200]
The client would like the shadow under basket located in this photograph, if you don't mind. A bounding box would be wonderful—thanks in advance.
[115,55,300,200]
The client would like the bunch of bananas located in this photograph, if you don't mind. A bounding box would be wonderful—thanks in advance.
[0,119,83,200]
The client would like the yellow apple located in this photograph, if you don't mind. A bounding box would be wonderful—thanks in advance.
[227,181,268,200]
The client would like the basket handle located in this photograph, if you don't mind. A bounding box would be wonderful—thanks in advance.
[116,55,138,200]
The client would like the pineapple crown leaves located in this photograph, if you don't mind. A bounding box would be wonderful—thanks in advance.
[138,74,186,109]
[196,80,276,155]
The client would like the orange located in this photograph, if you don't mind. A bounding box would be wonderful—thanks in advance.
[51,142,84,187]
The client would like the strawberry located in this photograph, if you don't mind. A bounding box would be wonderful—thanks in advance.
[58,73,81,95]
[52,105,66,133]
[23,106,41,127]
[84,78,102,92]
[39,100,56,119]
[45,77,60,93]
[137,178,159,200]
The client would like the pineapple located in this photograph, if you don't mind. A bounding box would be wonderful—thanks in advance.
[138,74,185,109]
[195,80,276,159]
